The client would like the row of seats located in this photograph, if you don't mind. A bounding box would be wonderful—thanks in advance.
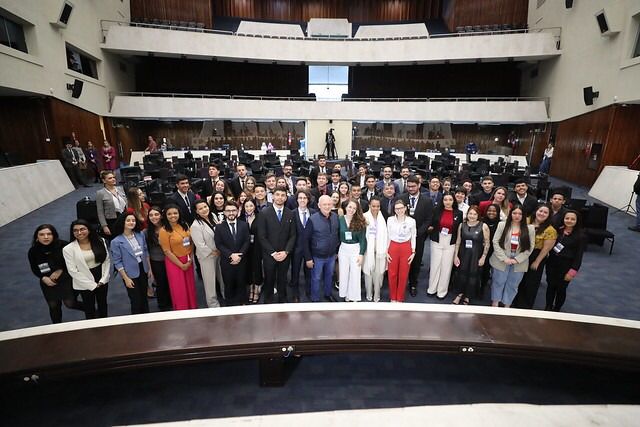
[131,17,205,30]
[454,23,527,33]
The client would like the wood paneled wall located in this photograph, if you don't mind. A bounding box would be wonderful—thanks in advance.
[602,105,640,171]
[0,97,105,165]
[442,0,528,30]
[130,0,213,27]
[213,0,442,22]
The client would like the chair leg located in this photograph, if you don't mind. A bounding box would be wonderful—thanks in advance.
[609,237,614,255]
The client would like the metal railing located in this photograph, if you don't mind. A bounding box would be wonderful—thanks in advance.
[100,19,561,47]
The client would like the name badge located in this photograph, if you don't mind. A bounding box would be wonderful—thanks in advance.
[134,249,143,258]
[553,242,564,253]
[345,231,353,240]
[465,240,473,249]
[38,263,51,274]
[510,235,519,246]
[398,223,408,239]
[409,207,416,216]
[250,234,255,244]
[440,227,449,235]
[369,225,377,236]
[182,237,191,247]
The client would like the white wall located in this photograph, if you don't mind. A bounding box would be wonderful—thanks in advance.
[109,96,550,124]
[306,120,352,158]
[0,0,134,115]
[102,24,560,65]
[523,0,640,121]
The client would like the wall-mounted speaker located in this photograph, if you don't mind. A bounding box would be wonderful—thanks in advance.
[583,86,599,106]
[52,1,74,28]
[66,79,83,98]
[595,9,619,37]
[565,0,573,8]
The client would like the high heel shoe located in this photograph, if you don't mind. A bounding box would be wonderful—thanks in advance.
[452,294,463,305]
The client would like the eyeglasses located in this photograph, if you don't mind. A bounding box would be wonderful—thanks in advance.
[72,228,88,234]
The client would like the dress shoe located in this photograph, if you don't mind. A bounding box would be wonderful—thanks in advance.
[628,226,640,232]
[409,286,417,297]
[426,291,437,298]
[324,294,337,302]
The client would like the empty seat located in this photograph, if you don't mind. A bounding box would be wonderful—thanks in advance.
[584,204,615,255]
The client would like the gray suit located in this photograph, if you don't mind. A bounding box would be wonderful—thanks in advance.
[96,186,126,228]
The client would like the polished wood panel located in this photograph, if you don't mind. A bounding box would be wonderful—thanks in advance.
[552,106,614,187]
[131,0,212,27]
[213,0,442,23]
[2,308,640,382]
[443,0,528,30]
[602,105,640,170]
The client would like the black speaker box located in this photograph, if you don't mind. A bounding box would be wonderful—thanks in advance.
[583,86,599,106]
[565,0,573,8]
[595,11,609,33]
[69,79,83,98]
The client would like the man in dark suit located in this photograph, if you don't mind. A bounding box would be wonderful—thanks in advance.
[286,178,317,210]
[362,175,379,202]
[328,169,342,194]
[426,176,443,206]
[214,202,250,306]
[549,190,568,230]
[169,174,199,224]
[61,142,89,188]
[282,163,297,196]
[202,163,222,199]
[288,189,317,302]
[469,176,494,206]
[380,183,397,220]
[349,163,368,188]
[228,163,249,199]
[256,187,297,303]
[342,183,368,213]
[400,176,434,297]
[510,178,538,217]
[309,155,329,187]
[310,173,329,201]
[375,165,399,194]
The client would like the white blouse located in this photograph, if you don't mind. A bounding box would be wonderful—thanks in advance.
[386,215,417,251]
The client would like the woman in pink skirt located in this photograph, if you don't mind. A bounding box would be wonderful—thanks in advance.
[158,203,197,310]
[102,140,117,171]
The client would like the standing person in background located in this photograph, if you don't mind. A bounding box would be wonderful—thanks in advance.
[214,202,250,306]
[549,190,568,230]
[145,206,172,311]
[539,142,554,175]
[63,219,111,319]
[158,204,197,310]
[399,176,433,297]
[469,176,494,206]
[362,198,388,302]
[85,141,100,183]
[489,206,535,308]
[256,187,296,304]
[304,195,340,302]
[202,164,222,199]
[102,140,117,171]
[480,204,500,295]
[394,166,411,194]
[28,224,83,323]
[289,190,316,302]
[145,135,158,153]
[427,176,443,206]
[310,155,329,187]
[629,172,640,232]
[337,200,367,302]
[427,193,463,299]
[454,187,469,220]
[509,179,538,218]
[386,200,416,302]
[190,200,221,308]
[545,210,586,312]
[61,141,89,189]
[110,213,151,315]
[96,170,126,239]
[380,183,397,220]
[513,204,557,309]
[452,206,490,305]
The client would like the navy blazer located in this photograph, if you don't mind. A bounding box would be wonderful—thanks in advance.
[256,205,297,255]
[214,220,250,263]
[169,190,198,224]
[293,207,317,253]
[110,232,150,279]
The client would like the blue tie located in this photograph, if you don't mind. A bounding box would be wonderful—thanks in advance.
[302,211,307,227]
[277,209,282,222]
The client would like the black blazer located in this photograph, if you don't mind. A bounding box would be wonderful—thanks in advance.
[202,178,220,199]
[293,207,317,253]
[380,196,397,221]
[509,193,538,217]
[61,148,78,168]
[214,220,250,264]
[429,208,464,244]
[341,198,369,213]
[228,176,244,199]
[286,194,318,210]
[399,193,434,238]
[256,205,297,255]
[169,190,198,224]
[310,166,329,187]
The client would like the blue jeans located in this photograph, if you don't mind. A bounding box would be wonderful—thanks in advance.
[491,264,524,306]
[310,255,336,302]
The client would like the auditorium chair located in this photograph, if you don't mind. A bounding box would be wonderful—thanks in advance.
[584,203,615,255]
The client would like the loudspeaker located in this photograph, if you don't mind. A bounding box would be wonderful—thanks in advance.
[565,0,573,8]
[66,79,83,98]
[595,10,609,33]
[53,1,74,28]
[583,86,599,106]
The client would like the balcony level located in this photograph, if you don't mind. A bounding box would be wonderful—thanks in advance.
[100,21,561,65]
[108,93,549,124]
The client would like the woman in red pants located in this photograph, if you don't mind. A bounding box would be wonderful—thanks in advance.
[386,199,416,302]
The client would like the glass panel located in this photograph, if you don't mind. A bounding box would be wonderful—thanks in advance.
[5,17,27,52]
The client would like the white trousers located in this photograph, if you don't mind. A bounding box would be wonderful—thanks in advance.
[198,254,221,308]
[364,256,386,302]
[338,242,362,301]
[427,234,455,298]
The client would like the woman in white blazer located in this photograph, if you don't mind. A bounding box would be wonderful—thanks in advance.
[63,219,111,319]
[362,198,388,302]
[190,200,221,308]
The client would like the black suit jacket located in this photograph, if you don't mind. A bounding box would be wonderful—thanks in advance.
[310,166,329,187]
[256,205,297,255]
[61,148,79,168]
[202,178,220,199]
[293,207,317,253]
[509,193,538,217]
[228,176,245,199]
[400,193,434,238]
[380,196,396,220]
[169,190,198,224]
[214,220,250,264]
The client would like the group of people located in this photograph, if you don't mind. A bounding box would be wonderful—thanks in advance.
[61,134,118,188]
[29,154,586,324]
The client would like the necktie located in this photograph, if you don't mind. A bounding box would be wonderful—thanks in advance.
[369,192,373,200]
[72,149,78,162]
[184,195,190,212]
[410,196,416,209]
[230,222,236,238]
[277,209,282,222]
[388,199,392,215]
[240,179,244,189]
[302,211,307,227]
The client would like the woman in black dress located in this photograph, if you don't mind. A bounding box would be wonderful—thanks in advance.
[240,198,262,303]
[28,224,83,323]
[480,203,500,295]
[453,206,490,305]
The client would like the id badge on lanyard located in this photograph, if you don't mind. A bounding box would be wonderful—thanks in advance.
[345,231,353,240]
[182,237,191,247]
[553,242,564,253]
[510,235,519,246]
[440,227,449,236]
[465,240,473,249]
[38,262,51,274]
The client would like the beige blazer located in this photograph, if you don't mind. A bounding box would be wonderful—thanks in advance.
[190,218,218,260]
[489,221,535,273]
[63,239,111,291]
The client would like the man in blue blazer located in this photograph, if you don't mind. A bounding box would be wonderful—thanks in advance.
[288,189,317,302]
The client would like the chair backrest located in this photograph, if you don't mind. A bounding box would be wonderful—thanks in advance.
[585,204,608,229]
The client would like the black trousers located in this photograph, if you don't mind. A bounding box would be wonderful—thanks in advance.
[514,249,547,309]
[63,165,86,188]
[288,249,310,299]
[81,265,109,319]
[125,263,150,314]
[408,234,427,288]
[262,255,291,303]
[150,259,172,311]
[545,255,572,311]
[220,260,247,306]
